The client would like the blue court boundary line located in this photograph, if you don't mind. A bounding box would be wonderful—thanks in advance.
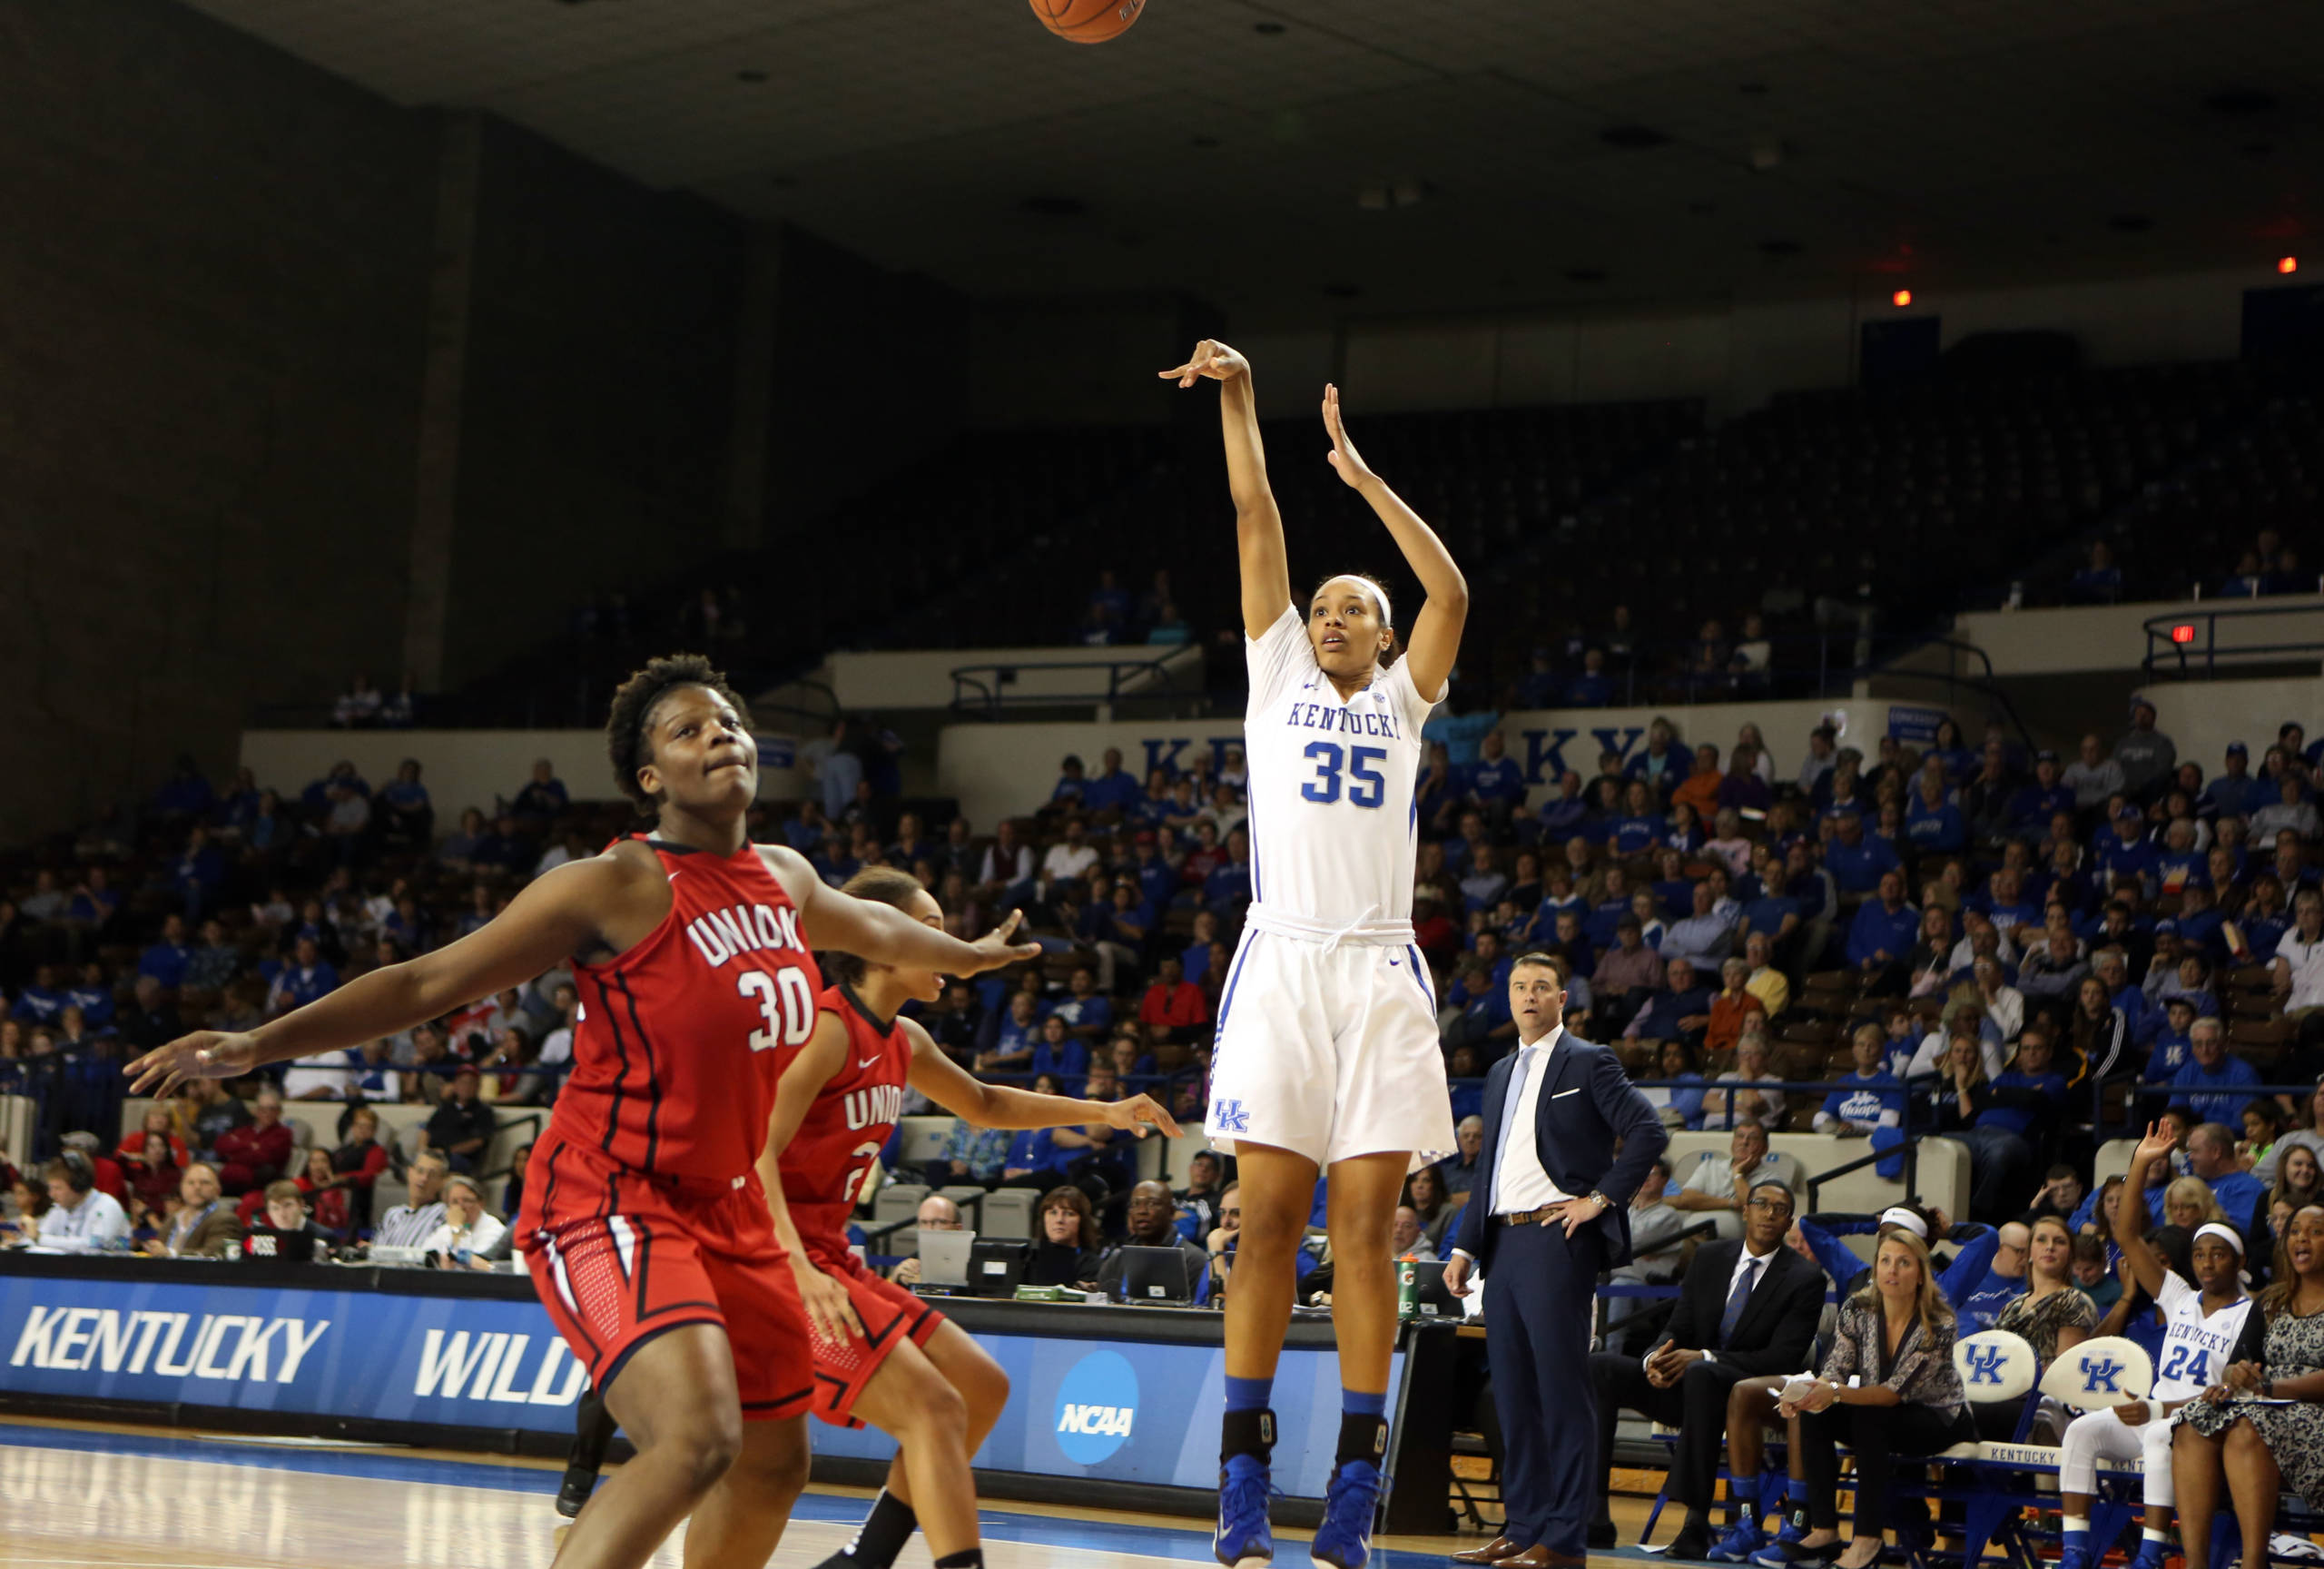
[0,1421,1259,1562]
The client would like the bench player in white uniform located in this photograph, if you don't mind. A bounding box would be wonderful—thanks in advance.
[2057,1125,2258,1569]
[1160,340,1469,1569]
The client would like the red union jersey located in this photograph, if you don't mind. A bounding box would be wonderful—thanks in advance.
[779,982,911,1263]
[547,838,822,1182]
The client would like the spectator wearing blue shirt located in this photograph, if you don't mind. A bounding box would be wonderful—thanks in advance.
[2240,874,2292,964]
[64,962,116,1031]
[979,992,1043,1072]
[1202,828,1254,922]
[11,964,67,1026]
[2201,743,2270,821]
[2168,1018,2260,1128]
[1846,872,1920,982]
[1623,957,1713,1045]
[152,756,216,820]
[1625,721,1690,801]
[1815,1025,1905,1134]
[1564,648,1614,708]
[2146,1120,2268,1242]
[1609,780,1663,857]
[138,915,195,992]
[1536,771,1589,842]
[1904,773,1968,857]
[378,759,435,845]
[1464,730,1529,830]
[510,758,569,825]
[1127,769,1177,834]
[2005,752,2076,836]
[2173,882,2229,960]
[2094,806,2160,900]
[1583,867,1636,952]
[1927,1025,2052,1219]
[1989,1032,2068,1136]
[1024,1013,1098,1090]
[1637,1037,1707,1130]
[1444,1044,1488,1125]
[1442,954,1515,1053]
[264,936,340,1018]
[1050,755,1088,805]
[1823,811,1899,896]
[1079,748,1142,815]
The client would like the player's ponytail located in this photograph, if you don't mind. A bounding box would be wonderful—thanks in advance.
[830,866,932,984]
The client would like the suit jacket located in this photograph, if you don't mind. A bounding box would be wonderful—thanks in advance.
[1452,1032,1668,1271]
[168,1207,245,1258]
[1644,1238,1824,1377]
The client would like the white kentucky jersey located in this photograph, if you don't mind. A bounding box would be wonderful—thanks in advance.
[1241,604,1442,939]
[2151,1270,2255,1401]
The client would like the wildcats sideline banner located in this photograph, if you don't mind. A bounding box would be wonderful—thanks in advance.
[0,1272,1397,1498]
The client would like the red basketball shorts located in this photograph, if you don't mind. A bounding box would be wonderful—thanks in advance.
[519,1136,811,1421]
[803,1244,945,1429]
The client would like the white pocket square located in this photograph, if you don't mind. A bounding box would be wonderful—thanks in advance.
[1550,1087,1582,1100]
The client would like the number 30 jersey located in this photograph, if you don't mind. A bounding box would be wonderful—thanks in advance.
[550,837,822,1184]
[777,983,911,1267]
[1242,604,1443,934]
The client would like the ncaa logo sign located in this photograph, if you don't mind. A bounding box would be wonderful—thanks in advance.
[1053,1349,1139,1465]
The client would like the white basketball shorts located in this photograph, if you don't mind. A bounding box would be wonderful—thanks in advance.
[1203,930,1455,1168]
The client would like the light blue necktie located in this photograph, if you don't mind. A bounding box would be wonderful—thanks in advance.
[1492,1046,1539,1211]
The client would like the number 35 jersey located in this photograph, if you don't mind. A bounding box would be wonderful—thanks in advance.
[1243,604,1443,933]
[550,837,822,1184]
[777,983,911,1266]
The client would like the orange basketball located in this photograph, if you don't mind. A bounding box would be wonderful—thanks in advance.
[1030,0,1146,44]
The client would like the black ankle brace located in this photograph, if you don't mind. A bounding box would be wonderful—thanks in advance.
[1335,1413,1388,1468]
[1222,1406,1276,1464]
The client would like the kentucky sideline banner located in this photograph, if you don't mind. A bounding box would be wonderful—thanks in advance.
[0,1273,1398,1497]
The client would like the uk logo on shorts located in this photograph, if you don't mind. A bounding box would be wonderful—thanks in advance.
[1211,1099,1250,1133]
[1053,1349,1139,1465]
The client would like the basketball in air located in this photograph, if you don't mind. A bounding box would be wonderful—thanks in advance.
[1030,0,1146,44]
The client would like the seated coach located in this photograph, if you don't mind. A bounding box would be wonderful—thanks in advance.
[1586,1178,1823,1557]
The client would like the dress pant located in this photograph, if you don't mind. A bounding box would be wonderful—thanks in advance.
[1797,1403,1975,1535]
[1482,1219,1603,1555]
[1589,1352,1750,1524]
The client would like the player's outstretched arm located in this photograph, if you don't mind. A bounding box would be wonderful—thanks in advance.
[2113,1121,2174,1300]
[126,853,655,1096]
[1160,339,1290,640]
[1322,381,1469,702]
[753,1009,866,1342]
[903,1020,1181,1138]
[766,846,1041,974]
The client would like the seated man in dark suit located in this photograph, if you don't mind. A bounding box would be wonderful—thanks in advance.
[1586,1178,1823,1558]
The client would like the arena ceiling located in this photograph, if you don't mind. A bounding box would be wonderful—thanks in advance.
[179,0,2319,321]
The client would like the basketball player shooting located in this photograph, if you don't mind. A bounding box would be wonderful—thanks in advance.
[1158,340,1470,1569]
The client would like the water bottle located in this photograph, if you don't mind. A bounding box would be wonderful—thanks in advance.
[1397,1258,1418,1319]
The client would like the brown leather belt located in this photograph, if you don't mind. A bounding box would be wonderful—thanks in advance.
[1495,1205,1569,1227]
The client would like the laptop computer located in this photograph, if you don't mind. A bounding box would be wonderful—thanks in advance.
[1118,1245,1198,1304]
[917,1229,975,1289]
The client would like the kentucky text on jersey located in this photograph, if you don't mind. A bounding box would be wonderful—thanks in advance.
[10,1305,329,1383]
[1285,703,1403,739]
[684,902,805,968]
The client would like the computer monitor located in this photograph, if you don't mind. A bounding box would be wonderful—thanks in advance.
[1118,1245,1197,1304]
[1404,1258,1457,1317]
[968,1238,1031,1297]
[917,1229,975,1288]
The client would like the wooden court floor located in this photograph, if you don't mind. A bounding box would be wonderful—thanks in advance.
[0,1416,1669,1569]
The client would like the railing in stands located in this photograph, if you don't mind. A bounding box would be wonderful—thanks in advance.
[948,651,1202,719]
[2140,600,2324,679]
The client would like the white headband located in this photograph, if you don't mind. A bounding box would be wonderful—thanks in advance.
[1323,576,1389,631]
[1878,1207,1929,1239]
[2195,1222,2245,1257]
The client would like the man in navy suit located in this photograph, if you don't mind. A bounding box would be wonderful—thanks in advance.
[1445,953,1668,1568]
